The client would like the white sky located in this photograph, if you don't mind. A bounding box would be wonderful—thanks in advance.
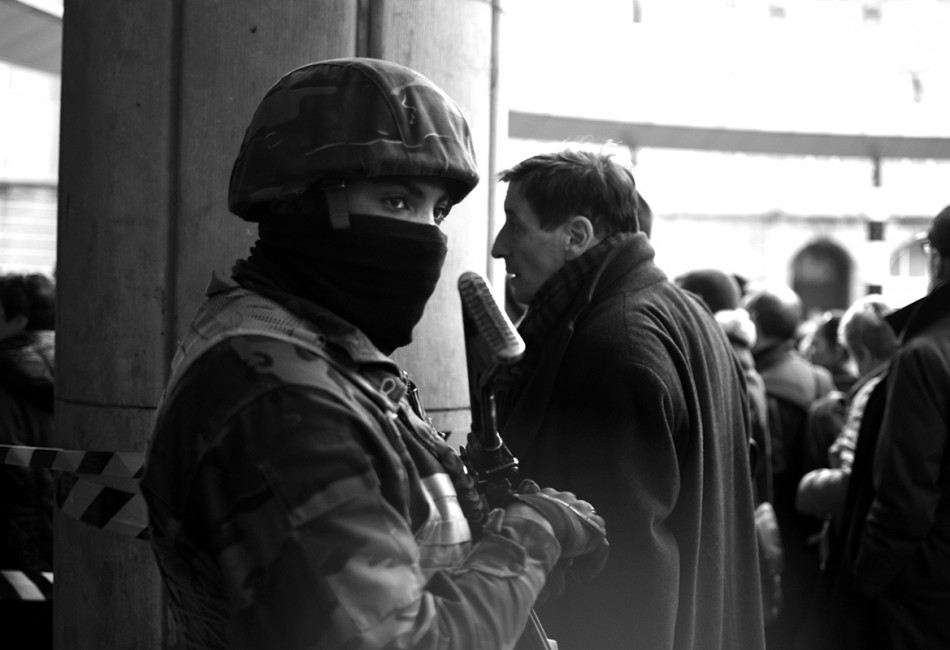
[502,0,950,216]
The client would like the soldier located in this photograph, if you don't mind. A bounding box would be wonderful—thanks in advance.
[139,58,607,650]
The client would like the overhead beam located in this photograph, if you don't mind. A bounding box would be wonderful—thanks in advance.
[0,0,62,74]
[509,110,950,161]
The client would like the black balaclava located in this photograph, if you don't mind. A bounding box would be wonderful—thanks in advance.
[235,208,448,355]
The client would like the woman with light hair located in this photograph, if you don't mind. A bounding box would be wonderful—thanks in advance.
[796,294,898,522]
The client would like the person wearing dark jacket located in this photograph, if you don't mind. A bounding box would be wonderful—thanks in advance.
[743,284,834,650]
[851,204,950,649]
[0,272,55,649]
[675,269,772,503]
[490,149,765,650]
[0,273,56,573]
[803,310,857,395]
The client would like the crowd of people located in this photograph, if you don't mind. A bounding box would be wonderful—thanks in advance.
[3,56,948,650]
[674,213,950,649]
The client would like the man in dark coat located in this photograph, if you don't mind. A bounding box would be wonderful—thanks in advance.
[851,204,950,649]
[490,149,765,650]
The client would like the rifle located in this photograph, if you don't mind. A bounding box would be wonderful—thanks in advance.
[457,272,556,650]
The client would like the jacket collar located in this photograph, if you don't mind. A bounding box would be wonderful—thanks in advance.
[752,340,795,372]
[847,360,890,400]
[560,232,665,326]
[498,233,663,453]
[207,271,398,369]
[886,279,950,343]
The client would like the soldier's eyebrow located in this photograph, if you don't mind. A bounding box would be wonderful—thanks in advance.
[372,178,449,202]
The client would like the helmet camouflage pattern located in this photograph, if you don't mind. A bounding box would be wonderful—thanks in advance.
[228,57,480,221]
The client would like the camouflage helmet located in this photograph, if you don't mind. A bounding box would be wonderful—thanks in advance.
[228,57,480,221]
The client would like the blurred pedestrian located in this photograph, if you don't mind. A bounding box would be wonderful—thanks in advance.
[743,284,834,650]
[0,272,56,571]
[796,295,897,561]
[851,205,950,648]
[804,310,857,394]
[675,269,770,499]
[0,271,56,649]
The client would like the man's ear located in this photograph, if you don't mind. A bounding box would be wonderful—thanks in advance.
[563,216,600,261]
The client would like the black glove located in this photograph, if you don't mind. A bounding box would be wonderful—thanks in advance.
[507,479,609,583]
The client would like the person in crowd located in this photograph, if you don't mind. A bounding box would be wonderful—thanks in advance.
[850,205,950,648]
[676,267,742,314]
[675,268,781,622]
[675,268,771,500]
[0,271,56,647]
[743,284,834,650]
[490,149,765,650]
[795,295,897,558]
[0,272,56,571]
[139,59,608,650]
[798,310,858,477]
[715,306,771,494]
[803,310,857,394]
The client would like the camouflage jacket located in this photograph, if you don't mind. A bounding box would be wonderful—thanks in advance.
[140,274,558,649]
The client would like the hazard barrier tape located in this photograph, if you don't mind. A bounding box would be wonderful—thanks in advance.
[0,570,53,601]
[56,473,149,540]
[1,443,149,542]
[0,444,144,479]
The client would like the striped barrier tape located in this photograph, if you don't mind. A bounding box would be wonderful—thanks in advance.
[0,444,144,479]
[0,570,53,601]
[1,443,149,542]
[56,473,149,541]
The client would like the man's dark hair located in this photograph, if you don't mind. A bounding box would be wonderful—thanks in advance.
[499,149,640,237]
[744,286,803,342]
[675,268,741,313]
[0,272,56,331]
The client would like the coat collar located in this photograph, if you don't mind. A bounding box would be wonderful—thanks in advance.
[886,279,950,343]
[498,233,664,453]
[206,271,398,369]
[559,233,665,326]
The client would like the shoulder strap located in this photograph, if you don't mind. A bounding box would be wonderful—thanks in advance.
[160,290,399,416]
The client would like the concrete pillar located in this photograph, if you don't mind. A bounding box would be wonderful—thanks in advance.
[56,0,501,647]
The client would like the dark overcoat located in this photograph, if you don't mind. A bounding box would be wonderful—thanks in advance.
[852,279,950,649]
[498,235,765,650]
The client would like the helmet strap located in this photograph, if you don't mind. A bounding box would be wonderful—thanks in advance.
[323,183,350,230]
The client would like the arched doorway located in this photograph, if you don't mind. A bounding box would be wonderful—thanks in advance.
[791,239,852,319]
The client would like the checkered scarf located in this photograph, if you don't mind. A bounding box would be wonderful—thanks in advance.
[494,233,634,417]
